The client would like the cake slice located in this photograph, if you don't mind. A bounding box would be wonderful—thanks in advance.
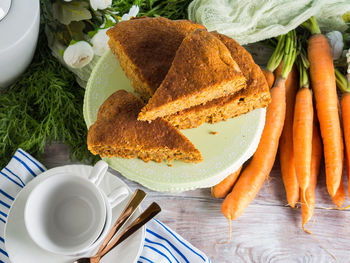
[137,29,246,122]
[87,90,202,163]
[107,17,206,101]
[164,32,271,129]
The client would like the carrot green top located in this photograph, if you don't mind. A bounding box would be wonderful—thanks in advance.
[266,29,297,80]
[302,16,321,35]
[335,68,350,93]
[296,48,310,89]
[266,34,285,73]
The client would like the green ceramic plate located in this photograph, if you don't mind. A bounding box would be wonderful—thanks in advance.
[84,50,266,192]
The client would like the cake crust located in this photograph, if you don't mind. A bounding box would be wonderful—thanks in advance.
[138,29,246,121]
[107,17,205,100]
[87,90,202,163]
[108,18,270,129]
[165,32,271,129]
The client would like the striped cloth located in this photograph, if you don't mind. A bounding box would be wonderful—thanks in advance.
[0,149,211,263]
[0,149,46,262]
[140,219,211,263]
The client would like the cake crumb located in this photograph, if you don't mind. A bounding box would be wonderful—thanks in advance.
[167,164,173,167]
[209,131,218,135]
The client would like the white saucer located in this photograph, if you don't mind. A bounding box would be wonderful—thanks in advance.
[4,164,145,263]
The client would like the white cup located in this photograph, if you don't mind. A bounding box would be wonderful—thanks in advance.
[24,161,128,256]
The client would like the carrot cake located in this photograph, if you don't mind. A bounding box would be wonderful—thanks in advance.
[138,29,246,122]
[164,32,271,129]
[87,90,202,163]
[107,17,206,101]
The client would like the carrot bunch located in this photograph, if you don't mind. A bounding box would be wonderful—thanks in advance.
[211,16,350,235]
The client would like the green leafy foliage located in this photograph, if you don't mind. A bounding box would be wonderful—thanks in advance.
[53,0,92,25]
[69,39,78,45]
[112,0,192,20]
[0,34,99,167]
[88,30,98,39]
[69,21,86,41]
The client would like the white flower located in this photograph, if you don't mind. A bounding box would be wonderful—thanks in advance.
[326,31,344,60]
[63,0,72,2]
[91,28,110,56]
[121,5,139,21]
[90,0,112,11]
[63,41,94,68]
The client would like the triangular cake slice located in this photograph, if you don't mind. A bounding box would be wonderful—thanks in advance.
[87,90,202,163]
[107,17,206,101]
[164,32,271,129]
[138,29,246,122]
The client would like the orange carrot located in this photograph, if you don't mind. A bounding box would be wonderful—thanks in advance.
[293,87,313,199]
[221,31,297,222]
[304,17,343,197]
[262,68,275,88]
[335,69,350,202]
[211,166,243,198]
[332,181,345,208]
[274,61,283,80]
[346,153,350,198]
[301,116,322,232]
[341,93,350,197]
[222,77,286,220]
[331,93,346,207]
[279,66,299,207]
[330,136,345,207]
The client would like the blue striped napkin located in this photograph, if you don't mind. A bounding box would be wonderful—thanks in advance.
[0,149,211,263]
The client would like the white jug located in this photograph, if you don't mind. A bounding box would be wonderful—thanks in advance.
[0,0,40,88]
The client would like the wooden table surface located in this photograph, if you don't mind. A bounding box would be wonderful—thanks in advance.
[42,143,350,263]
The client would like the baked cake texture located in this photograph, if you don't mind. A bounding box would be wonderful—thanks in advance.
[164,32,271,129]
[87,90,202,163]
[138,29,246,121]
[107,17,205,101]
